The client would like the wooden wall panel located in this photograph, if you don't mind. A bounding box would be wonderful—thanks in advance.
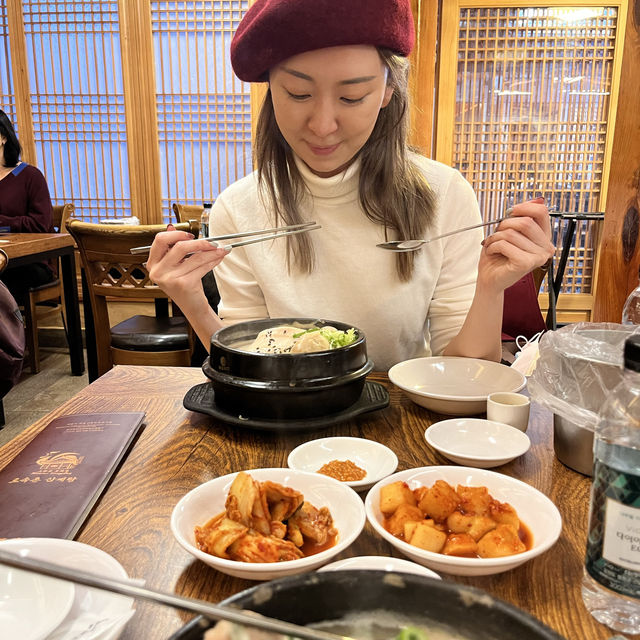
[409,0,439,155]
[20,0,131,220]
[119,0,161,223]
[5,0,35,161]
[436,1,627,318]
[151,1,251,223]
[593,0,640,321]
[2,1,252,224]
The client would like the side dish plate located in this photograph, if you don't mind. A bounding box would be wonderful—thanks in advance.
[425,418,531,468]
[287,436,398,491]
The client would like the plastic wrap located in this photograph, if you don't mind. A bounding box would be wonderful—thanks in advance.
[528,323,639,431]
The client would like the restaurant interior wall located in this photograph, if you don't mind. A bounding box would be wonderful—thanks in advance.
[0,0,636,327]
[0,0,252,223]
[434,1,628,324]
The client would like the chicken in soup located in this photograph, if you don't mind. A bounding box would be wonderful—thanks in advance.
[233,325,358,354]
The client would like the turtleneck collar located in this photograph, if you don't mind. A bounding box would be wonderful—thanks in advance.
[293,154,361,205]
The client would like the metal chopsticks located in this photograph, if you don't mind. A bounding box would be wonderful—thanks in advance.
[0,550,353,640]
[130,221,320,255]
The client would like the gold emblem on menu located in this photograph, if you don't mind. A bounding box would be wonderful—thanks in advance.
[34,451,84,475]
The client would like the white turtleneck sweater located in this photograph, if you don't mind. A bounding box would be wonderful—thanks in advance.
[210,154,483,372]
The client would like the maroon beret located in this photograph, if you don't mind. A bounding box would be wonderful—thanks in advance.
[231,0,415,82]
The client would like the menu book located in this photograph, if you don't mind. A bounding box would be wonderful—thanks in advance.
[0,412,145,539]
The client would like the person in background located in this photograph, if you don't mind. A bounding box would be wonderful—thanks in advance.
[147,0,555,371]
[0,109,55,301]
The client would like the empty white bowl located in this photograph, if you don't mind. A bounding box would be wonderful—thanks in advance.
[365,466,562,577]
[388,356,526,415]
[171,468,366,580]
[425,418,531,468]
[319,555,441,579]
[0,538,134,640]
[287,436,398,492]
[0,563,75,640]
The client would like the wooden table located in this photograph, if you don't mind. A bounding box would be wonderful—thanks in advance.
[0,232,84,375]
[0,366,633,640]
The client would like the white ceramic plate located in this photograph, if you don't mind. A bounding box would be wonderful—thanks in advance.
[287,436,398,491]
[388,357,526,415]
[0,538,134,640]
[171,468,366,580]
[319,555,441,579]
[365,466,562,577]
[0,563,75,640]
[425,418,531,468]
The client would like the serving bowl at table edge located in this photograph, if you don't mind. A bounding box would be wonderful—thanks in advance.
[169,570,565,640]
[170,468,366,581]
[388,356,526,415]
[364,466,562,577]
[205,317,373,419]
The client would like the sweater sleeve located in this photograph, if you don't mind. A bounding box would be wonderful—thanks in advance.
[210,193,269,322]
[427,170,483,356]
[0,165,53,233]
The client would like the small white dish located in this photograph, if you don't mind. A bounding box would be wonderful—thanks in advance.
[388,356,526,415]
[0,538,135,640]
[425,418,531,468]
[287,436,398,492]
[0,563,75,640]
[365,466,562,577]
[319,555,441,580]
[171,468,366,581]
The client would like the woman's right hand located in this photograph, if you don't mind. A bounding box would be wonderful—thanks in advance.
[147,224,229,311]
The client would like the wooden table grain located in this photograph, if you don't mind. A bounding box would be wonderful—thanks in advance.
[0,365,633,640]
[0,232,84,375]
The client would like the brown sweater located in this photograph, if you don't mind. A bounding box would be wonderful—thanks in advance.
[0,163,54,233]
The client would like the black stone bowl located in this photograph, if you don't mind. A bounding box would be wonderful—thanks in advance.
[204,318,373,420]
[170,570,566,640]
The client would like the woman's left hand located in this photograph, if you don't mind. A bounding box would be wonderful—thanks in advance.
[478,196,555,293]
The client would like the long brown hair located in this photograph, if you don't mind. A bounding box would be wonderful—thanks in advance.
[254,48,436,281]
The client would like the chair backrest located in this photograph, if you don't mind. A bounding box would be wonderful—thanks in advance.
[502,270,547,341]
[52,203,75,233]
[66,219,199,301]
[0,249,7,274]
[66,220,199,372]
[531,264,547,294]
[173,203,204,224]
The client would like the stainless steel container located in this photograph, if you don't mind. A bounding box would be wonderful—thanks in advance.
[550,328,626,475]
[530,324,633,476]
[553,414,594,476]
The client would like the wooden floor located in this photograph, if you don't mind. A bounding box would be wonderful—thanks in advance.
[0,348,89,447]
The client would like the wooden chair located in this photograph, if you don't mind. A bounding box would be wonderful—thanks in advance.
[172,203,203,224]
[501,264,550,363]
[66,220,199,379]
[21,203,75,373]
[172,202,220,366]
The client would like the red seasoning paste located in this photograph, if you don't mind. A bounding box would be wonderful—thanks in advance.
[317,459,367,482]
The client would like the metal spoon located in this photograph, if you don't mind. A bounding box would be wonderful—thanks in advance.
[0,550,353,640]
[377,216,508,252]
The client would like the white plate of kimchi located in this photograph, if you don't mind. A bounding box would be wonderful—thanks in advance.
[171,468,366,580]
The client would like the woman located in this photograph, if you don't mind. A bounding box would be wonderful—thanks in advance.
[148,0,555,371]
[0,109,55,300]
